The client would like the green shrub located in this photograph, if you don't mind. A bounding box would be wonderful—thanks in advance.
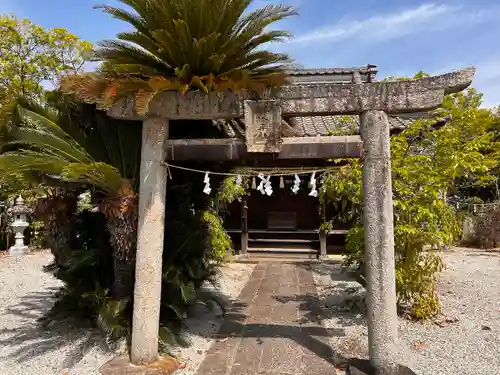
[42,191,227,351]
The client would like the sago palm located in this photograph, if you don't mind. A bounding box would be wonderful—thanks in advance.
[62,0,297,113]
[0,97,141,299]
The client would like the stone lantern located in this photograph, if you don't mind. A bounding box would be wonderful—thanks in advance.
[8,195,30,256]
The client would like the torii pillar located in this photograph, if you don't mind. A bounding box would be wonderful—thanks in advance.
[103,67,475,375]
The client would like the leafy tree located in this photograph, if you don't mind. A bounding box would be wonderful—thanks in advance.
[0,96,141,298]
[0,14,93,101]
[320,78,500,319]
[62,0,298,113]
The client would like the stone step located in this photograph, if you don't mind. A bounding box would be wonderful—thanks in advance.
[248,247,317,254]
[248,238,317,243]
[246,249,318,262]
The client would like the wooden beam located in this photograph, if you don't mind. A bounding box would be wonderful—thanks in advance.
[241,199,248,256]
[108,68,475,120]
[165,135,362,160]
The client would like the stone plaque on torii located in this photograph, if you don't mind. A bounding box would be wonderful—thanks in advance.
[106,67,475,374]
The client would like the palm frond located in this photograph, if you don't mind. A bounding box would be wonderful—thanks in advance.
[0,150,70,175]
[61,162,124,195]
[0,94,140,196]
[61,0,298,110]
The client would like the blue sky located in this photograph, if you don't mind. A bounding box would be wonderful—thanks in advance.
[2,0,500,107]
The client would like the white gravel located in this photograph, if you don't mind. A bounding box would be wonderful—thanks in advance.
[0,251,255,375]
[312,248,500,375]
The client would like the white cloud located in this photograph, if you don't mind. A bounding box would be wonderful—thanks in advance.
[290,3,499,45]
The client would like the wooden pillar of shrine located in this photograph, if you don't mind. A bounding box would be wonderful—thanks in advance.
[241,198,248,255]
[319,199,327,259]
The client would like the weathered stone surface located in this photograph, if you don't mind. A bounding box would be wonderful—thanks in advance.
[148,90,245,120]
[100,355,181,375]
[130,117,169,365]
[360,111,398,371]
[107,95,143,120]
[107,68,475,120]
[244,100,282,153]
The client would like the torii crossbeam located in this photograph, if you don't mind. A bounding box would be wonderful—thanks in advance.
[105,67,475,375]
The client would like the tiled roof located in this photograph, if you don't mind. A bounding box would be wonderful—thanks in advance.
[285,65,378,84]
[213,114,445,138]
[285,65,378,76]
[284,115,414,137]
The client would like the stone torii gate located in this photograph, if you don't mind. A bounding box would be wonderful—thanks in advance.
[106,67,475,374]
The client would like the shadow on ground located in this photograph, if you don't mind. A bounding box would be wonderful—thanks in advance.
[0,286,109,369]
[191,262,370,371]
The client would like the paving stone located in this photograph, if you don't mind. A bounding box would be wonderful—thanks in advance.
[274,285,299,302]
[197,337,241,375]
[246,305,272,324]
[238,280,261,304]
[254,263,269,272]
[269,305,299,324]
[298,284,316,294]
[253,293,277,306]
[242,323,270,339]
[229,337,264,375]
[266,264,284,275]
[259,281,280,295]
[259,337,303,373]
[195,262,339,375]
[217,320,245,337]
[300,354,336,375]
[298,268,315,285]
[299,332,336,359]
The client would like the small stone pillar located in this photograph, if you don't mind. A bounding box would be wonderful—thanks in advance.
[360,110,399,374]
[130,117,169,365]
[8,195,30,256]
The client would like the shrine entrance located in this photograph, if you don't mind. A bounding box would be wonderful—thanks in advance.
[107,65,475,374]
[227,176,324,259]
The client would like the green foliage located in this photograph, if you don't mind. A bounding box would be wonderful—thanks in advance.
[319,161,362,231]
[0,98,125,195]
[327,116,358,136]
[43,204,226,350]
[0,15,93,101]
[213,175,248,212]
[41,210,120,329]
[200,209,232,262]
[204,174,250,261]
[320,87,499,320]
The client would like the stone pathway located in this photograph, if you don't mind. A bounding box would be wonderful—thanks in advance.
[196,262,346,375]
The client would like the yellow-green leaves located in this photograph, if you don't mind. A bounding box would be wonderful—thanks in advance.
[320,85,500,320]
[0,14,93,103]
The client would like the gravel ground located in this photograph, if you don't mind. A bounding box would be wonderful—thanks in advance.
[0,251,255,375]
[312,248,500,375]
